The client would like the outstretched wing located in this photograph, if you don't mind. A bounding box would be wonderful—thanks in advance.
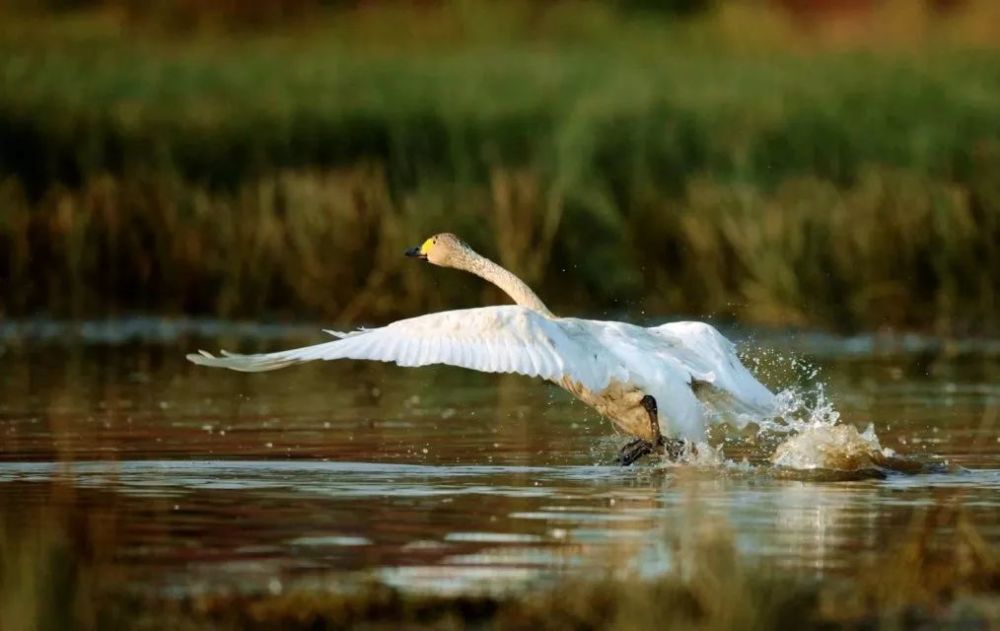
[187,306,624,393]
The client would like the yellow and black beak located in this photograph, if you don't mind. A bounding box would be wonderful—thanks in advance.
[404,245,427,260]
[405,238,433,261]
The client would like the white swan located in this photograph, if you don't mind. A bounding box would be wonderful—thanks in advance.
[188,233,775,464]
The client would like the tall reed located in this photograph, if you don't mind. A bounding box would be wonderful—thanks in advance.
[1,161,996,333]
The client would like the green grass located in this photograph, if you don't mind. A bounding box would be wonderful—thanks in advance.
[0,3,998,332]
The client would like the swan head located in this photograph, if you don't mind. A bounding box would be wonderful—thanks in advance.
[405,233,473,268]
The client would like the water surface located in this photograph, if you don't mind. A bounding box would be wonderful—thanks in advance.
[0,321,997,597]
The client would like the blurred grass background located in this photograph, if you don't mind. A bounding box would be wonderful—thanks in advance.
[0,0,998,333]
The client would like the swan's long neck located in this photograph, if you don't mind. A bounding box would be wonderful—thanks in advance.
[456,250,554,317]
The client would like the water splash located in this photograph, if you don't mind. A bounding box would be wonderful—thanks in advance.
[741,342,844,432]
[650,343,946,475]
[737,346,902,473]
[656,441,727,468]
[770,423,893,471]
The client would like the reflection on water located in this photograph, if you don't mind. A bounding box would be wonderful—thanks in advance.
[0,322,998,597]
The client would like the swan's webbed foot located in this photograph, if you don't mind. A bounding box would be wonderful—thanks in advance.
[618,436,688,466]
[617,395,691,466]
[618,438,656,466]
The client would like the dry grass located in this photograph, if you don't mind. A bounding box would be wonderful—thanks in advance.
[0,491,121,631]
[0,1,998,332]
[3,499,994,630]
[1,161,996,333]
[174,505,998,630]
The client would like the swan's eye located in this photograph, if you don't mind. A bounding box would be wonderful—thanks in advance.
[419,237,436,256]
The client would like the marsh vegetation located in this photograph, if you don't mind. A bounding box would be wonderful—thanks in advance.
[1,1,998,332]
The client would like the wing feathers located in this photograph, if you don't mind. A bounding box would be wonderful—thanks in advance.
[646,321,775,416]
[186,306,613,392]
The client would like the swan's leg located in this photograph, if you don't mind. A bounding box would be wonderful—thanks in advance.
[639,395,663,444]
[617,395,664,466]
[641,394,691,460]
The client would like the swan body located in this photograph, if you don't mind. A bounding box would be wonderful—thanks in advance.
[188,234,775,443]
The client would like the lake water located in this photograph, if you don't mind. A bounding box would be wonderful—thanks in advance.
[0,320,997,600]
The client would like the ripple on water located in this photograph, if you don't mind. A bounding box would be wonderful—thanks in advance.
[0,334,998,599]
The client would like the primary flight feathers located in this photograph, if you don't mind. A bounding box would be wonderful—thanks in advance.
[188,306,624,393]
